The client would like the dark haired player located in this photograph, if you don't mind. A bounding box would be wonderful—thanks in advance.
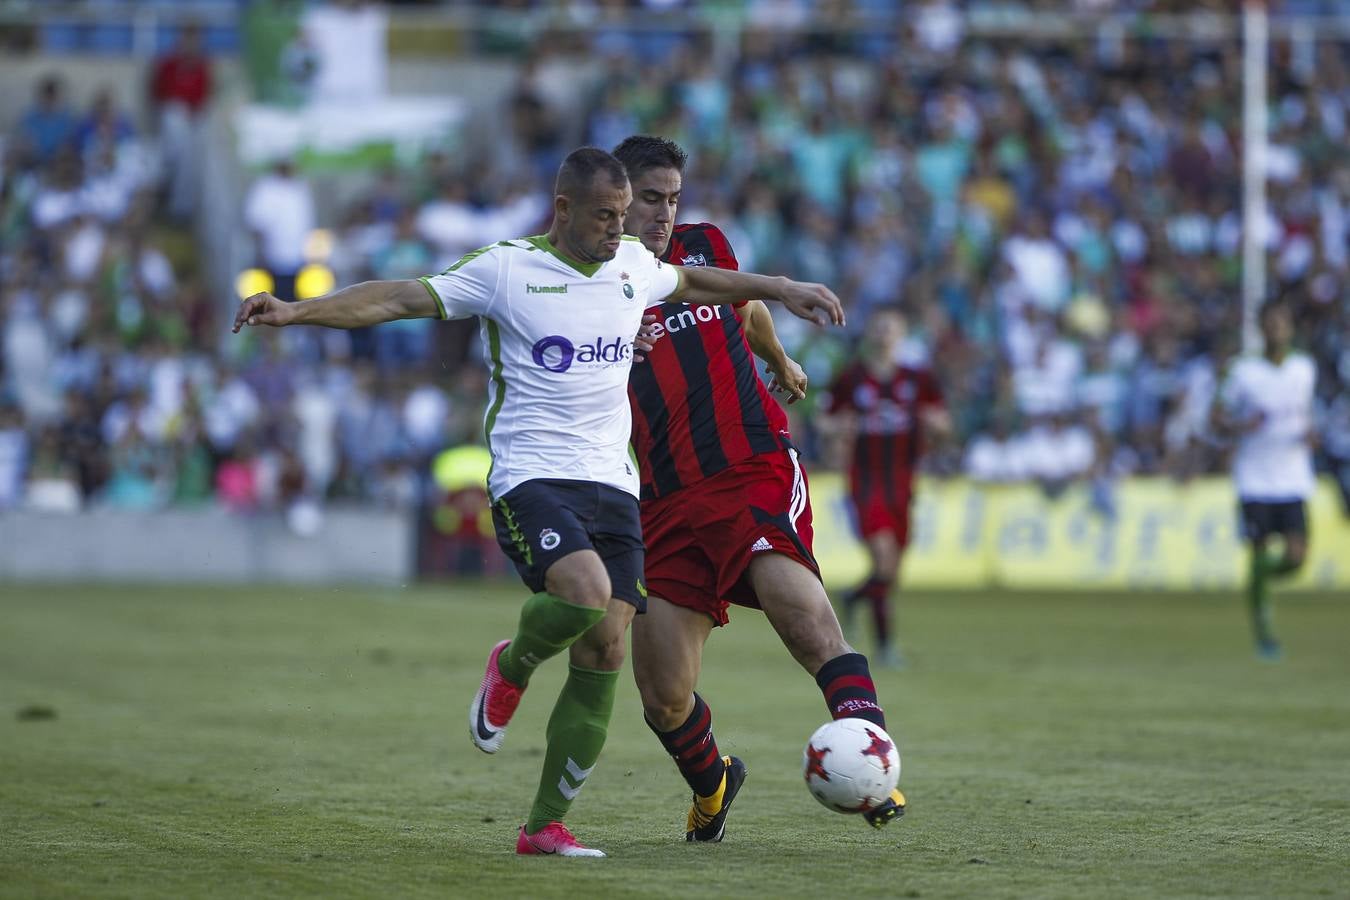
[821,307,950,668]
[614,134,907,842]
[235,146,846,857]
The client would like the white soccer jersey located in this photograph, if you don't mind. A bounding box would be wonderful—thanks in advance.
[1217,352,1316,501]
[419,235,681,500]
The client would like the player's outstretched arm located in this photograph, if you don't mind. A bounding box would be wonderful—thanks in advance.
[231,279,439,333]
[671,266,845,327]
[742,300,807,403]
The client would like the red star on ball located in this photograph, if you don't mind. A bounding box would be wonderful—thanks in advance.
[805,743,831,782]
[861,728,894,774]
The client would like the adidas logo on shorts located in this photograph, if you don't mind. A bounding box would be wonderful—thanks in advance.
[751,537,773,552]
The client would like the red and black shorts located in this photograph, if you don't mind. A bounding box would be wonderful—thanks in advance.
[641,449,817,626]
[849,482,915,545]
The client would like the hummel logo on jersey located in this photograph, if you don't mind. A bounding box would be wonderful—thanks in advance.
[751,537,773,552]
[527,284,568,294]
[681,253,708,266]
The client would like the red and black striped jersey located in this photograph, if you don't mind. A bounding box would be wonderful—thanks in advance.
[627,222,792,501]
[822,362,944,499]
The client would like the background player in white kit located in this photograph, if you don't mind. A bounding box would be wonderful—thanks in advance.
[1213,302,1316,660]
[232,147,844,857]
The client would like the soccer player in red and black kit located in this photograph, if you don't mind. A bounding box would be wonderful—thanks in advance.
[821,307,952,667]
[614,135,907,841]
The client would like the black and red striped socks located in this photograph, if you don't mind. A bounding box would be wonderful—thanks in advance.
[648,692,726,798]
[847,577,894,649]
[815,652,886,729]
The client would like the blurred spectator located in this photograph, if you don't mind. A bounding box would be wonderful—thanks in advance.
[0,404,28,509]
[151,23,213,219]
[1004,211,1071,312]
[57,391,108,500]
[76,89,135,162]
[29,150,85,232]
[103,421,165,510]
[965,412,1024,483]
[1324,393,1350,512]
[416,176,478,262]
[1011,329,1083,417]
[371,209,434,369]
[402,383,451,461]
[291,374,339,497]
[18,75,75,161]
[243,159,315,301]
[3,287,59,422]
[1019,413,1097,498]
[215,442,260,513]
[301,0,389,104]
[1076,341,1127,433]
[24,426,82,513]
[915,0,964,57]
[506,52,565,187]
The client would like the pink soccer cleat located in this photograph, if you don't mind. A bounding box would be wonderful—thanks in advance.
[468,640,524,754]
[516,822,606,858]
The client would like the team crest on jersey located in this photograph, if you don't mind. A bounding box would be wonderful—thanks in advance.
[681,253,708,267]
[620,271,634,300]
[539,528,561,551]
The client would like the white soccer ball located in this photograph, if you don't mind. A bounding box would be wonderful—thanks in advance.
[802,718,901,814]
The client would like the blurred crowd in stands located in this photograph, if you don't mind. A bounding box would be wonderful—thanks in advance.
[0,23,464,519]
[2,2,1349,523]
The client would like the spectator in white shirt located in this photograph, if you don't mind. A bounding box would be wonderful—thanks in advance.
[243,159,315,301]
[1019,413,1096,498]
[1003,210,1070,312]
[416,177,478,265]
[1012,328,1083,417]
[965,412,1026,483]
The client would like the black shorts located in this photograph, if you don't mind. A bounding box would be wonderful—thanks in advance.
[1239,499,1308,542]
[492,478,647,609]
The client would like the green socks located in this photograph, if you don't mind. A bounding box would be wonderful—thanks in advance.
[1248,547,1299,647]
[526,665,619,834]
[1247,551,1275,646]
[497,592,605,687]
[491,593,615,834]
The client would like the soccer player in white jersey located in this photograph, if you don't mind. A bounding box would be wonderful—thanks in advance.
[1213,302,1316,660]
[233,147,844,857]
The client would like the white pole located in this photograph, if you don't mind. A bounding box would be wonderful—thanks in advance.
[1241,0,1268,354]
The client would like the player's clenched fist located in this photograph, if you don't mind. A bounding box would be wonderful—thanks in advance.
[232,292,296,333]
[766,357,808,404]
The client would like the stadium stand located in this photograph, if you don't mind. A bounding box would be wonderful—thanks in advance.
[1,0,1347,528]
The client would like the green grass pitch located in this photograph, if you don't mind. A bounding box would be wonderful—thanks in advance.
[2,582,1348,898]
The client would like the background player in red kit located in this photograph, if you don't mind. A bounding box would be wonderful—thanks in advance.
[614,135,907,841]
[821,307,952,667]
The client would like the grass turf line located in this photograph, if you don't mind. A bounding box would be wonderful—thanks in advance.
[2,583,1348,898]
